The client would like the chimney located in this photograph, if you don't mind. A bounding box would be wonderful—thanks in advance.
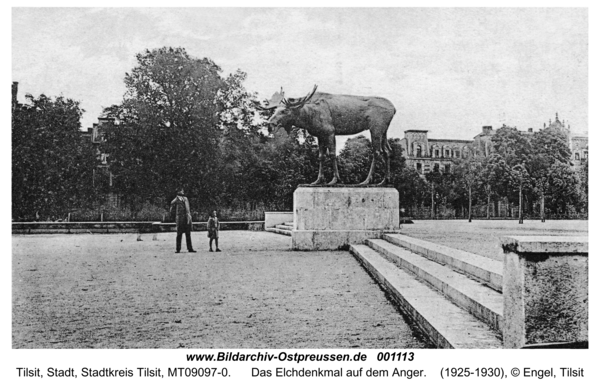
[528,128,533,133]
[12,82,18,110]
[482,126,493,135]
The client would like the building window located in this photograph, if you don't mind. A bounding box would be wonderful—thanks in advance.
[435,149,440,158]
[416,163,422,174]
[445,164,451,174]
[583,151,588,159]
[445,149,450,158]
[416,145,422,158]
[575,153,580,160]
[433,163,440,172]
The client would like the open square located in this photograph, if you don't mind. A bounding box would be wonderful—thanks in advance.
[12,231,431,349]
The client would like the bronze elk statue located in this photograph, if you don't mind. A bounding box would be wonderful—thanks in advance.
[259,85,396,186]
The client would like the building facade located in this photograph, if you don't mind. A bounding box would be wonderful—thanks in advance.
[400,130,472,175]
[82,116,118,206]
[401,113,588,175]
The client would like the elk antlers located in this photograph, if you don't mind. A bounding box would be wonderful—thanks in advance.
[255,85,318,111]
[255,87,285,111]
[282,84,318,108]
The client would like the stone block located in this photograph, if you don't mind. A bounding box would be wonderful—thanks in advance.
[502,236,588,348]
[293,188,315,209]
[292,186,400,250]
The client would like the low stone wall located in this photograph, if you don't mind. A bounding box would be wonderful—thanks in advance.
[12,221,265,234]
[12,222,155,234]
[501,236,588,349]
[264,212,293,228]
[151,221,264,232]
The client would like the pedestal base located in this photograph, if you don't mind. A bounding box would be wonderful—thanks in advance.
[501,236,588,348]
[293,230,394,250]
[291,186,399,250]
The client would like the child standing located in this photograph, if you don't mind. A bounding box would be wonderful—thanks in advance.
[208,210,221,252]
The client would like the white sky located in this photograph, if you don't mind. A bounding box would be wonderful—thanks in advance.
[12,7,588,142]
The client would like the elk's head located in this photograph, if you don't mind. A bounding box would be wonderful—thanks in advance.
[258,85,318,135]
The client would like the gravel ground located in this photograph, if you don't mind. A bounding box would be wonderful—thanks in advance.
[12,231,432,349]
[399,219,588,261]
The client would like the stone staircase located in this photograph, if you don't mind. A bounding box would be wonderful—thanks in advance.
[265,222,293,236]
[350,234,504,348]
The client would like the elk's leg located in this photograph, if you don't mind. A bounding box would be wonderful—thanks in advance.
[358,135,382,186]
[310,139,327,185]
[327,135,341,185]
[377,138,391,186]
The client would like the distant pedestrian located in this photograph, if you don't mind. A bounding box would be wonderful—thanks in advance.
[170,188,196,253]
[208,210,221,252]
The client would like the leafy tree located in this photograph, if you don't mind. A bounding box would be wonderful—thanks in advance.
[251,128,320,210]
[477,154,511,219]
[424,167,455,218]
[491,125,532,167]
[12,94,97,220]
[530,127,571,164]
[103,47,225,211]
[510,164,530,224]
[337,136,406,186]
[337,136,373,184]
[216,69,265,135]
[545,162,581,217]
[527,128,573,221]
[395,167,429,216]
[213,70,268,210]
[452,147,483,222]
[577,158,588,213]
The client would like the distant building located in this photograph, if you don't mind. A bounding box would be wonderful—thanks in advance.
[82,116,118,206]
[12,82,21,111]
[400,130,471,175]
[543,112,588,167]
[401,113,587,175]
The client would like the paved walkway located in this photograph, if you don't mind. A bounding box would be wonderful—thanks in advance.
[12,231,432,349]
[400,219,588,261]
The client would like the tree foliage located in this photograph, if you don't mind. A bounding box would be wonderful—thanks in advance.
[103,47,225,209]
[487,124,584,220]
[13,46,587,221]
[491,124,531,167]
[12,94,97,220]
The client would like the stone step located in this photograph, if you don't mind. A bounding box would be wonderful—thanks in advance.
[276,224,293,231]
[367,239,503,333]
[383,233,503,292]
[350,244,502,349]
[284,222,294,227]
[265,227,291,236]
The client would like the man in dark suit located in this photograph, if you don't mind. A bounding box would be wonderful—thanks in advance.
[170,188,196,253]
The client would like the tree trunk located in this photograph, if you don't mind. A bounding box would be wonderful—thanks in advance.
[486,191,491,220]
[431,182,435,219]
[540,192,545,223]
[468,186,472,222]
[518,184,524,224]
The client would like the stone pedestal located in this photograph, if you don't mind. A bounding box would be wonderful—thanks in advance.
[292,186,399,250]
[501,236,588,348]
